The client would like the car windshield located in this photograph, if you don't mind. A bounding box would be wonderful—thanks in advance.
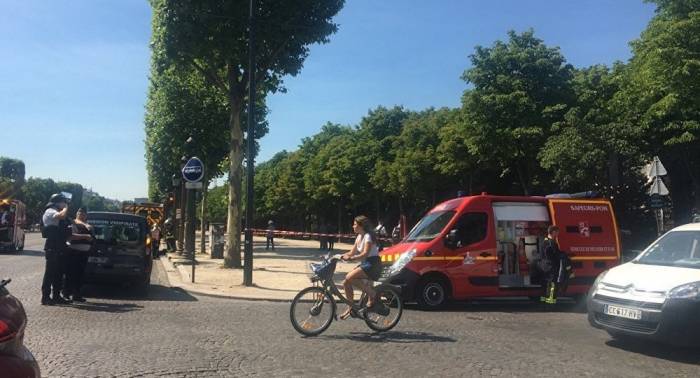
[405,211,456,242]
[91,220,144,245]
[635,230,700,269]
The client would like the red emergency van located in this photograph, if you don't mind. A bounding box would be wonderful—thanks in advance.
[380,193,621,309]
[0,199,26,252]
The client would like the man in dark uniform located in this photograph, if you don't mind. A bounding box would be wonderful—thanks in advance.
[41,193,71,305]
[541,225,563,304]
[164,218,176,252]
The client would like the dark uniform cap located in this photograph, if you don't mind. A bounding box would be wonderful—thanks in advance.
[47,193,68,206]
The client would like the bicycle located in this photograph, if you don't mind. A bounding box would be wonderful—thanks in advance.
[290,254,404,336]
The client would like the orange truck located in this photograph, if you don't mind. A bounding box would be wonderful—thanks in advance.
[121,202,164,228]
[380,193,620,309]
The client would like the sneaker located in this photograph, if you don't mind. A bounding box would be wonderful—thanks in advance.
[52,296,71,305]
[41,298,54,306]
[368,302,390,316]
[72,296,87,303]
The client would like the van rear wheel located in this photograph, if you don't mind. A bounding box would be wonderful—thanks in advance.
[416,277,449,310]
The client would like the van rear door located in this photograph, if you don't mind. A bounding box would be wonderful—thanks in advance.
[547,199,621,286]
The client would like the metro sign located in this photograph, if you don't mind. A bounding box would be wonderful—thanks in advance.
[182,157,204,183]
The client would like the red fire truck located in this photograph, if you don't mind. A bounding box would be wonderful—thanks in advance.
[380,193,621,309]
[0,199,26,252]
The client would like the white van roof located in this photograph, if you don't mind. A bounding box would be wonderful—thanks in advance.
[670,223,700,232]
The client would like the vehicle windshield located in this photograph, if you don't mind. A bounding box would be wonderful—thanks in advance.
[91,220,144,245]
[634,230,700,269]
[405,211,456,242]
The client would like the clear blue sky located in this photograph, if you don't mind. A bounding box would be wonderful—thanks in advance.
[0,0,656,200]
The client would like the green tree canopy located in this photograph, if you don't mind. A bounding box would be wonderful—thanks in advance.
[150,0,344,268]
[0,157,26,199]
[462,30,574,195]
[621,0,700,220]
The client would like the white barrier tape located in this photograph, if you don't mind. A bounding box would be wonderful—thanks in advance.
[249,228,393,242]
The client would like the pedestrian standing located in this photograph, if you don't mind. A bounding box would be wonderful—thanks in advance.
[319,222,328,250]
[266,220,275,251]
[41,193,71,305]
[65,208,93,302]
[327,222,335,251]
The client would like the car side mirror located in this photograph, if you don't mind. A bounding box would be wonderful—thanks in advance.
[445,229,459,249]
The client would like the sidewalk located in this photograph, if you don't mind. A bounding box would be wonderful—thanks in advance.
[160,235,356,302]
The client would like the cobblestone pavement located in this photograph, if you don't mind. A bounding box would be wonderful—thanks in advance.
[1,233,698,377]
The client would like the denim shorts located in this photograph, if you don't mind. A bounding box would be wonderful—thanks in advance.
[358,256,382,281]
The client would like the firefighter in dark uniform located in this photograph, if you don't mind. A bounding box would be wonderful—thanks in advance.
[41,193,71,305]
[164,217,176,252]
[541,225,563,304]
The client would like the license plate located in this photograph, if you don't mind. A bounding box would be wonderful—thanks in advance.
[88,256,108,264]
[605,305,642,320]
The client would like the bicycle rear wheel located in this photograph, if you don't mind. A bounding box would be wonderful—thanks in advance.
[290,286,336,336]
[361,286,403,332]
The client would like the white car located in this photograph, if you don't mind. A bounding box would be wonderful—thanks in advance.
[587,223,700,346]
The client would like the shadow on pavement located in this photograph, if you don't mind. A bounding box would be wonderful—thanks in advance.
[407,298,588,314]
[81,284,198,302]
[319,331,457,344]
[67,301,144,313]
[605,338,700,365]
[1,249,44,257]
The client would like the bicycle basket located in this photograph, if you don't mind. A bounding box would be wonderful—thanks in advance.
[309,259,336,280]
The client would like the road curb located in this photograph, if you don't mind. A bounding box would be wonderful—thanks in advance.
[157,254,294,303]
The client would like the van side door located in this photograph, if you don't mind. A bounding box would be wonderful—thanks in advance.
[444,211,497,297]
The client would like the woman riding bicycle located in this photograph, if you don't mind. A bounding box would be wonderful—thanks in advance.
[339,215,382,320]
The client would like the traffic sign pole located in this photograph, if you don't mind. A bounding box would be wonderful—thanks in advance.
[182,157,205,282]
[646,156,669,236]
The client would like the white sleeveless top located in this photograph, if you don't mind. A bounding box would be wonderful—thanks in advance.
[355,233,379,257]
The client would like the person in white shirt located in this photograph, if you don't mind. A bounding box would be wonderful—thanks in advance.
[41,193,70,305]
[339,215,382,319]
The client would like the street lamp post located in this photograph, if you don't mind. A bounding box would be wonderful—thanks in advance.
[171,174,181,239]
[177,155,188,253]
[243,0,256,287]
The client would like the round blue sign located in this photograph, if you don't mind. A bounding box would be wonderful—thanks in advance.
[182,157,204,182]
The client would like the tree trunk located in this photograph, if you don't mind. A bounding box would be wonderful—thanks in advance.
[224,99,244,268]
[680,149,700,217]
[515,164,529,196]
[375,194,380,225]
[200,178,208,254]
[337,200,343,235]
[666,154,693,225]
[608,151,620,187]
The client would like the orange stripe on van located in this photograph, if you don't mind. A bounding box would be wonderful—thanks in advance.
[413,257,447,261]
[571,256,618,261]
[476,256,498,261]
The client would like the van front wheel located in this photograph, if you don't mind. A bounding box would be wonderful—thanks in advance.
[416,277,448,310]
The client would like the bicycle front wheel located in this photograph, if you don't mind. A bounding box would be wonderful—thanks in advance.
[361,286,403,332]
[290,286,336,336]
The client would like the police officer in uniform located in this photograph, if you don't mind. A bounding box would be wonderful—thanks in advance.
[41,193,71,305]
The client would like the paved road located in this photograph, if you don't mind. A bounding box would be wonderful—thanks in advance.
[1,233,698,377]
